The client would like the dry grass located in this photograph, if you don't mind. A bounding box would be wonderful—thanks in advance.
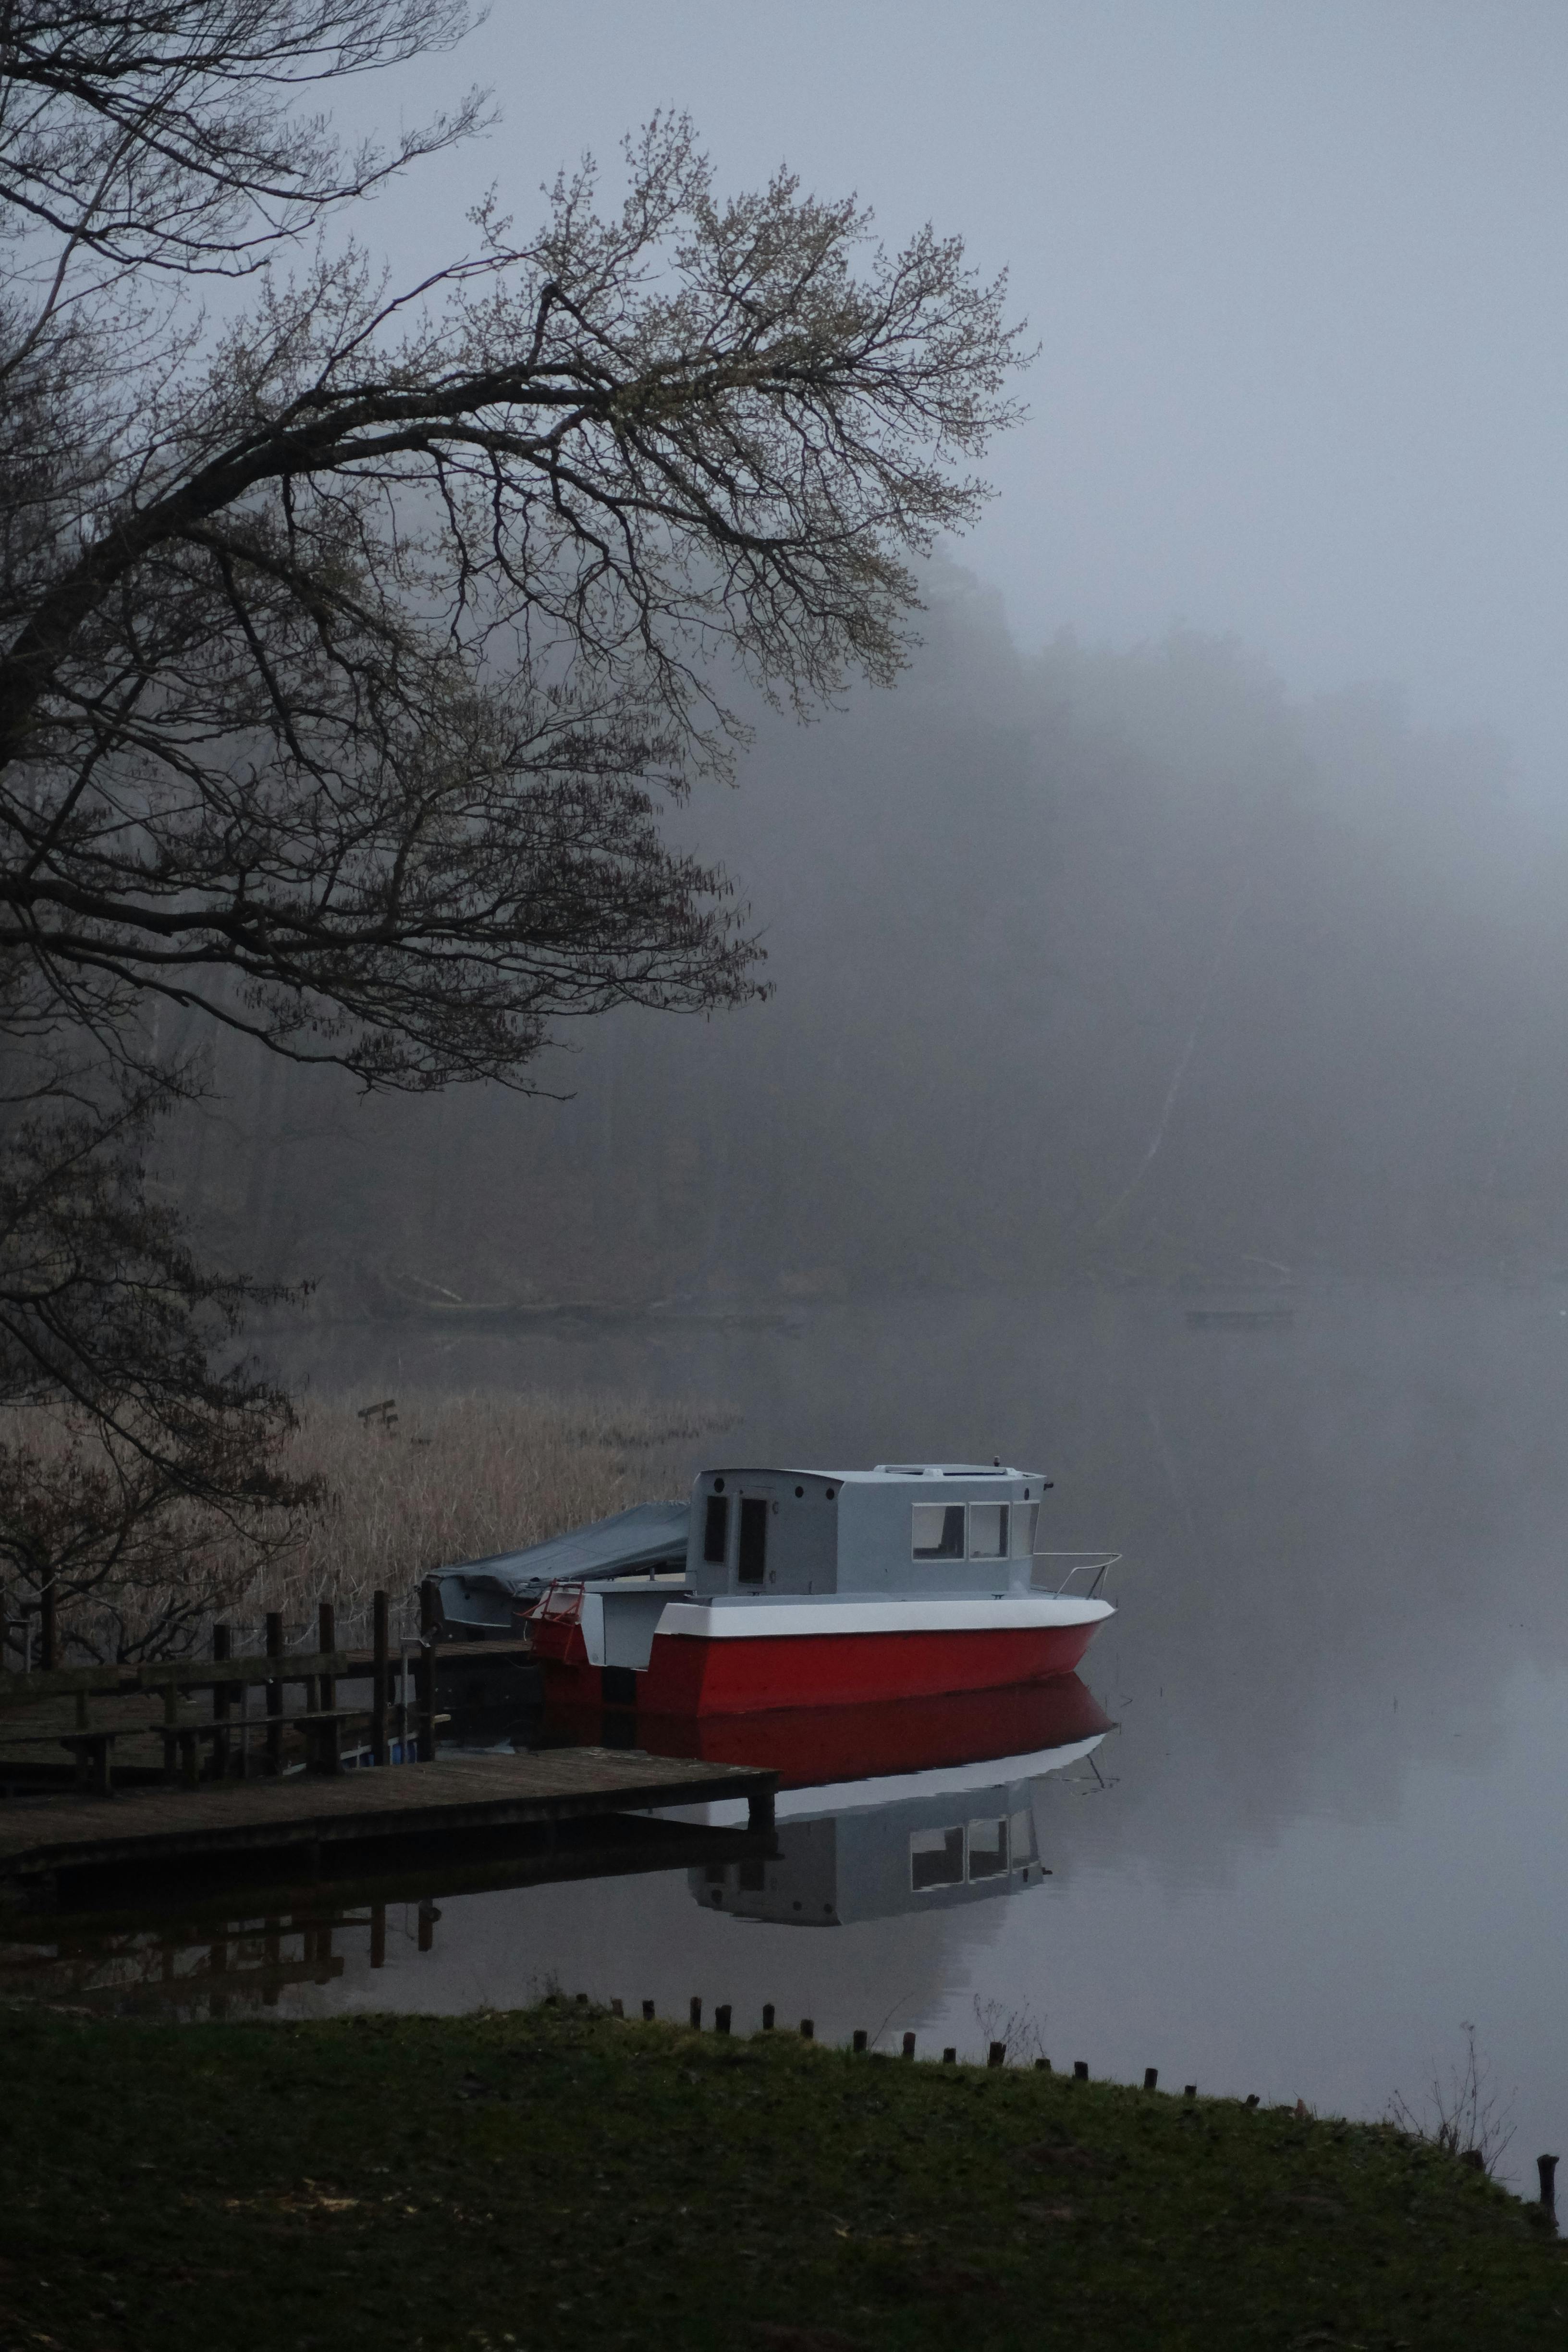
[234,1387,735,1642]
[1,1389,736,1662]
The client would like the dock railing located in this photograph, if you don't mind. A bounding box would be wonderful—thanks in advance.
[0,1588,448,1796]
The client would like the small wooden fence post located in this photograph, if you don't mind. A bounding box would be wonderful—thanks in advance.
[39,1579,56,1673]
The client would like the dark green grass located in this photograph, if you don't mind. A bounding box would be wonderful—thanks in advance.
[1,2000,1563,2351]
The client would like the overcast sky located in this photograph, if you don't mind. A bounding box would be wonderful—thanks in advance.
[342,1,1568,796]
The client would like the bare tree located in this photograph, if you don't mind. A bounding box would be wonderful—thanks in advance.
[0,2,1025,1644]
[1387,2024,1517,2180]
[0,1065,311,1659]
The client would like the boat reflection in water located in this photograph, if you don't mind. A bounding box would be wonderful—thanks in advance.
[624,1675,1112,1930]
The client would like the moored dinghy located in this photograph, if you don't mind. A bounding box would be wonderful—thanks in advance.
[519,1462,1115,1716]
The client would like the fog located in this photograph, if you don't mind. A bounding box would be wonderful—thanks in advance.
[158,1,1568,1308]
[174,567,1568,1307]
[328,0,1568,796]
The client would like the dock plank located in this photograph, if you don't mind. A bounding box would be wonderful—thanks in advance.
[0,1747,775,1884]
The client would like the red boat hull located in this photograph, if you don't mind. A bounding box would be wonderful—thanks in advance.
[621,1673,1114,1784]
[533,1615,1103,1715]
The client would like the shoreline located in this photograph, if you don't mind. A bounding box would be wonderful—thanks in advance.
[2,1997,1563,2349]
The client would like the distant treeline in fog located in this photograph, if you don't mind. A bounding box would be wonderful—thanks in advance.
[161,569,1568,1311]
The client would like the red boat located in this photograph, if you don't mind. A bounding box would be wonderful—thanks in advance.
[623,1672,1115,1788]
[520,1462,1115,1717]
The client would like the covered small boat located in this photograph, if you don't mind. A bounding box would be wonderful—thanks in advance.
[435,1462,1115,1717]
[427,1499,690,1639]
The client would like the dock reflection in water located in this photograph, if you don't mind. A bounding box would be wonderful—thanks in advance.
[0,1900,437,2021]
[0,1675,1108,2017]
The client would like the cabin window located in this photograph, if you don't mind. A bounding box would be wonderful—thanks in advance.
[909,1825,965,1890]
[912,1503,966,1559]
[1013,1503,1040,1558]
[968,1817,1009,1880]
[703,1494,729,1565]
[969,1503,1009,1560]
[738,1496,768,1585]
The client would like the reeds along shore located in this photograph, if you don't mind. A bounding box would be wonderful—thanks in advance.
[250,1390,730,1632]
[2,1389,733,1663]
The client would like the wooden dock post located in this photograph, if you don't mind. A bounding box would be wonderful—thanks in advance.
[1143,2067,1158,2091]
[157,1675,181,1784]
[415,1584,438,1763]
[853,2029,868,2053]
[39,1579,56,1673]
[398,1639,413,1759]
[370,1903,386,1969]
[689,1996,702,2029]
[1539,2153,1559,2229]
[903,2032,917,2061]
[988,2041,1005,2069]
[318,1601,340,1774]
[212,1624,231,1779]
[415,1639,435,1763]
[265,1612,284,1776]
[762,2003,774,2031]
[371,1591,390,1767]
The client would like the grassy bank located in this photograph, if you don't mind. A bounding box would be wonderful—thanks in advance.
[1,2003,1563,2351]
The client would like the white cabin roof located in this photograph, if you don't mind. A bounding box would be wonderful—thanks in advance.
[697,1463,1044,1485]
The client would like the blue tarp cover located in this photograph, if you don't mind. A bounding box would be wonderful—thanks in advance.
[442,1498,689,1598]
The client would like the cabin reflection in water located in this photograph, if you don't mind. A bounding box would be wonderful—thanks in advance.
[693,1773,1054,1927]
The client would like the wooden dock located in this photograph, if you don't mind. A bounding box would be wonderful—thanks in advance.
[0,1745,776,1903]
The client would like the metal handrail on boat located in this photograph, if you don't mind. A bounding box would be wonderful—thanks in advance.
[1034,1551,1122,1600]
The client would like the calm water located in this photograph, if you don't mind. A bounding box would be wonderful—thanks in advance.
[10,1284,1568,2186]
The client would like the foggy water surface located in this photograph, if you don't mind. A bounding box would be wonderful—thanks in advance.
[19,1285,1568,2184]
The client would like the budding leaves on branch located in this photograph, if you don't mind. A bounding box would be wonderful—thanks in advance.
[0,99,1024,1089]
